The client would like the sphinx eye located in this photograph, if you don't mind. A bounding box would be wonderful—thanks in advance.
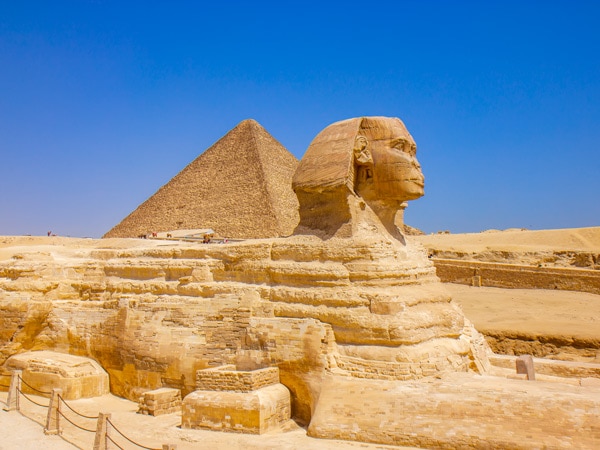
[392,140,406,151]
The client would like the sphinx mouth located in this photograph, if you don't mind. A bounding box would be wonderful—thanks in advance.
[406,179,424,187]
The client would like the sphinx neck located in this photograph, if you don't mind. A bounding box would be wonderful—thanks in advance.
[361,198,406,244]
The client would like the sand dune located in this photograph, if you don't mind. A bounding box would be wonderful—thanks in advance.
[413,226,600,253]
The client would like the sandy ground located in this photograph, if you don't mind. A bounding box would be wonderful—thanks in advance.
[0,391,415,450]
[448,283,600,342]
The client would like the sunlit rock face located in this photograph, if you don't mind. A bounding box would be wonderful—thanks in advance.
[0,117,490,425]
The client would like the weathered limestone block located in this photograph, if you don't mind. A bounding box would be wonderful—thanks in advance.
[4,350,109,400]
[138,387,181,416]
[307,373,600,449]
[182,366,291,434]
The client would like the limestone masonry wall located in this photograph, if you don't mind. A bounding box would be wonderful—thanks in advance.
[434,258,600,294]
[0,237,498,425]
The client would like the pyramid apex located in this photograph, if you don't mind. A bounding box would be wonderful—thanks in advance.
[237,118,262,128]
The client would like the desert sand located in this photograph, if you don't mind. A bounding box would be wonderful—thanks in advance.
[449,283,600,341]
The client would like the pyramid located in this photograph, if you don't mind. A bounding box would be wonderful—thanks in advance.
[103,119,300,239]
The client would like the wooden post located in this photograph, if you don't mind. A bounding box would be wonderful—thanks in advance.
[516,355,536,380]
[4,370,22,411]
[44,388,62,435]
[93,412,111,450]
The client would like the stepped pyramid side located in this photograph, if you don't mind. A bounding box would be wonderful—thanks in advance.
[103,119,300,239]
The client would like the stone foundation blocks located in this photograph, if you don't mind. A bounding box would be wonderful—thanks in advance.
[138,387,182,416]
[182,366,290,434]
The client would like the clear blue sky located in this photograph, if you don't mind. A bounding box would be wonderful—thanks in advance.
[1,1,598,237]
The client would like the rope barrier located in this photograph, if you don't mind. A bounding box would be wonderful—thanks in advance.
[18,376,52,396]
[57,409,97,433]
[107,418,161,450]
[17,388,50,408]
[106,433,125,450]
[0,383,10,389]
[58,394,99,420]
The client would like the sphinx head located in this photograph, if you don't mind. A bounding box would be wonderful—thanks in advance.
[292,116,424,239]
[353,117,424,203]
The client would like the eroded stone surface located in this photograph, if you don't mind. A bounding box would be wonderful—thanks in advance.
[0,234,489,421]
[308,373,600,449]
[4,350,109,399]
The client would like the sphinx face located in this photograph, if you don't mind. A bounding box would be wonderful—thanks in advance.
[368,121,424,202]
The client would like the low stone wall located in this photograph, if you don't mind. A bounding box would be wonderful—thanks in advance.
[182,384,291,434]
[490,354,600,380]
[335,354,468,380]
[433,258,600,295]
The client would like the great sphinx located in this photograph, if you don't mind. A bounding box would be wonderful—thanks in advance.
[0,116,490,425]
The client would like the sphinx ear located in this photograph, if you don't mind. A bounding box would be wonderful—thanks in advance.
[354,136,372,164]
[353,135,374,187]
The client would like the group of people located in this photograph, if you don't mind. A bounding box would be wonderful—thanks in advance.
[135,232,229,244]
